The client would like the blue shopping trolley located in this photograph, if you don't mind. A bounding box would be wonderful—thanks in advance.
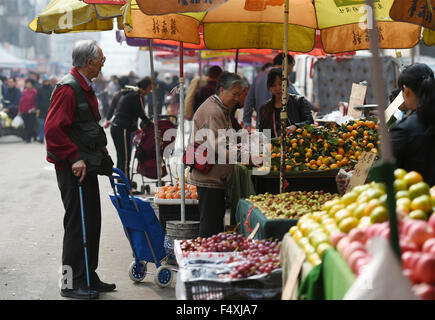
[108,168,174,287]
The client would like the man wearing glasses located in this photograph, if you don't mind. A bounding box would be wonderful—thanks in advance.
[45,40,115,299]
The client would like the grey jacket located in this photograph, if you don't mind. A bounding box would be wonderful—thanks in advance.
[188,95,235,189]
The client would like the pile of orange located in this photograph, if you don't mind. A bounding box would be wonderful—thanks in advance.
[271,120,379,172]
[155,184,198,200]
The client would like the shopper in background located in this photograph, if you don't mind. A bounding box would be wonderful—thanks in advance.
[258,68,314,139]
[192,65,223,116]
[390,63,435,185]
[110,77,153,181]
[105,76,130,123]
[18,78,37,143]
[243,53,295,131]
[184,72,207,121]
[36,75,53,143]
[147,71,169,118]
[2,77,21,119]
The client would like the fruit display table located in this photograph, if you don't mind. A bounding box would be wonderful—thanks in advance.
[226,164,256,225]
[280,234,314,300]
[236,199,298,241]
[154,198,200,233]
[280,234,356,300]
[297,247,356,300]
[251,169,340,195]
[174,233,283,300]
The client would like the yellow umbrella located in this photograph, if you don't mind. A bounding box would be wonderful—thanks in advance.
[125,0,421,53]
[389,0,435,46]
[29,0,123,34]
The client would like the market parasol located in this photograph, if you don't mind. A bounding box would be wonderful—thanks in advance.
[389,0,435,46]
[29,0,123,33]
[122,0,425,225]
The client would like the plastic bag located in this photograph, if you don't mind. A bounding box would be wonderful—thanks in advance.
[336,168,354,195]
[11,115,24,129]
[344,237,419,300]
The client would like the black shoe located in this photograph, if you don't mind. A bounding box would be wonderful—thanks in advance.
[90,281,116,292]
[60,288,99,300]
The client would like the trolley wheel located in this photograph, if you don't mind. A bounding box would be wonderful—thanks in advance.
[145,185,151,195]
[128,260,147,282]
[131,181,138,190]
[154,265,173,288]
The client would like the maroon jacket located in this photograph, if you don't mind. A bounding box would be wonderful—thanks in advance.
[18,88,37,114]
[45,68,99,170]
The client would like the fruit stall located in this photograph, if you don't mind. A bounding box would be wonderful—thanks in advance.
[174,232,283,300]
[282,168,435,300]
[154,183,200,232]
[252,120,380,195]
[236,191,338,241]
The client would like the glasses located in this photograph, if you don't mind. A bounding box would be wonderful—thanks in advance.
[92,56,106,64]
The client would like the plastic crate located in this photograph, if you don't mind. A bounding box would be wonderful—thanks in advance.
[157,203,200,233]
[182,270,282,300]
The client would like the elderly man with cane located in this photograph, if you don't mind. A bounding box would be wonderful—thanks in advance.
[45,40,115,299]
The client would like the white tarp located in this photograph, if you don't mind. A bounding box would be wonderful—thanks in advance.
[0,45,37,69]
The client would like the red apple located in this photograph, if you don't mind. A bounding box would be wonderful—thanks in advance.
[428,214,435,231]
[355,256,371,276]
[343,241,367,261]
[402,219,415,236]
[330,232,347,248]
[337,236,350,255]
[403,269,421,285]
[402,251,422,270]
[402,251,416,269]
[400,237,419,253]
[380,227,390,239]
[408,221,434,248]
[413,283,435,300]
[348,250,369,272]
[422,238,435,253]
[415,253,435,284]
[348,228,367,244]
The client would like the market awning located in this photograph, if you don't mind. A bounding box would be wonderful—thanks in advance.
[0,45,38,69]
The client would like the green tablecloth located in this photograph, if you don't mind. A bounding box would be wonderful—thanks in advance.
[226,164,256,225]
[235,199,298,241]
[298,248,356,300]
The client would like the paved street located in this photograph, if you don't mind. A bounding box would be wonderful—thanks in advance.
[0,131,176,300]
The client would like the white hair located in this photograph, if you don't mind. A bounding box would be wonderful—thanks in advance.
[72,40,100,68]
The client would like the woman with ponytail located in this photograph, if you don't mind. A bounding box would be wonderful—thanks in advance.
[390,63,435,185]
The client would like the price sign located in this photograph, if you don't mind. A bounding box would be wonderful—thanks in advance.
[385,91,404,123]
[347,83,367,119]
[281,250,305,300]
[346,151,377,192]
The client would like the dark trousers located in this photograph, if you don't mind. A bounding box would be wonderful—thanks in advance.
[22,113,36,143]
[110,125,133,179]
[197,186,226,237]
[56,169,101,289]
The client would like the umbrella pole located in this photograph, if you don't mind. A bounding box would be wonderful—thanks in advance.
[148,41,162,187]
[365,0,400,260]
[235,49,240,73]
[179,42,186,223]
[199,50,203,83]
[280,0,290,193]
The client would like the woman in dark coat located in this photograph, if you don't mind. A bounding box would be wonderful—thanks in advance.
[258,68,313,138]
[390,63,435,185]
[110,77,152,180]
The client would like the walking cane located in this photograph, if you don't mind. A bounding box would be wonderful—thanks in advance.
[78,182,92,296]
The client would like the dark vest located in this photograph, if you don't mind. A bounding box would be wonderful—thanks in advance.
[51,73,110,174]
